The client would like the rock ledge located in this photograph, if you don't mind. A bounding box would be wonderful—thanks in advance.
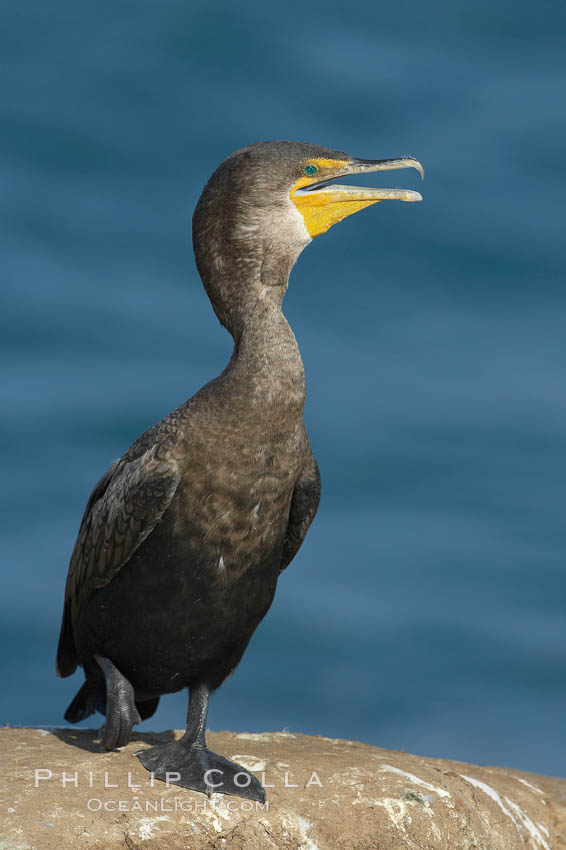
[2,726,565,849]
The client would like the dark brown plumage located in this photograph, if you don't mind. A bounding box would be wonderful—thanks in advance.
[57,141,422,802]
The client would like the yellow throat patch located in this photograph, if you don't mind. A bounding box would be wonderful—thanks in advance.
[290,158,380,238]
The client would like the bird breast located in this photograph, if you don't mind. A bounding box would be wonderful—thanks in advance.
[169,415,307,581]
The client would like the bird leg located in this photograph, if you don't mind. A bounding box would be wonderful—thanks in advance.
[137,681,266,802]
[94,654,141,749]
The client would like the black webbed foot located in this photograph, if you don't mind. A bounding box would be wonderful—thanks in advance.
[95,654,141,749]
[137,680,266,802]
[137,740,266,802]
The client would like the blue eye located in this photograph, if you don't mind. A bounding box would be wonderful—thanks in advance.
[304,164,318,176]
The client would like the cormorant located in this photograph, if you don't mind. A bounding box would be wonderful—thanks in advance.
[56,141,423,802]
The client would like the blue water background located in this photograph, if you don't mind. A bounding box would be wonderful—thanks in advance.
[1,1,565,777]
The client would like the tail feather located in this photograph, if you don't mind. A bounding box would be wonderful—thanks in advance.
[64,678,160,725]
[56,602,78,678]
[137,696,160,721]
[64,680,103,723]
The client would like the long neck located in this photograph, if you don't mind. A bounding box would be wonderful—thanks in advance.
[193,192,310,418]
[225,292,306,417]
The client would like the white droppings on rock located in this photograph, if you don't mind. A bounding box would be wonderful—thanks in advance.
[461,775,521,832]
[275,732,296,739]
[515,776,544,795]
[283,814,319,850]
[381,765,452,799]
[230,754,266,772]
[0,843,31,850]
[0,840,33,850]
[504,797,550,850]
[235,733,272,742]
[298,815,319,850]
[369,798,411,835]
[137,816,170,841]
[363,787,441,836]
[330,766,366,794]
[205,796,232,832]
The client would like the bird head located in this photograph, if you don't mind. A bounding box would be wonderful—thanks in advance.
[192,141,423,333]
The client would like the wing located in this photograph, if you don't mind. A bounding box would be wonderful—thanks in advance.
[279,449,321,573]
[56,444,180,676]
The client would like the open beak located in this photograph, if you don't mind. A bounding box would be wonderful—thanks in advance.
[291,156,424,238]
